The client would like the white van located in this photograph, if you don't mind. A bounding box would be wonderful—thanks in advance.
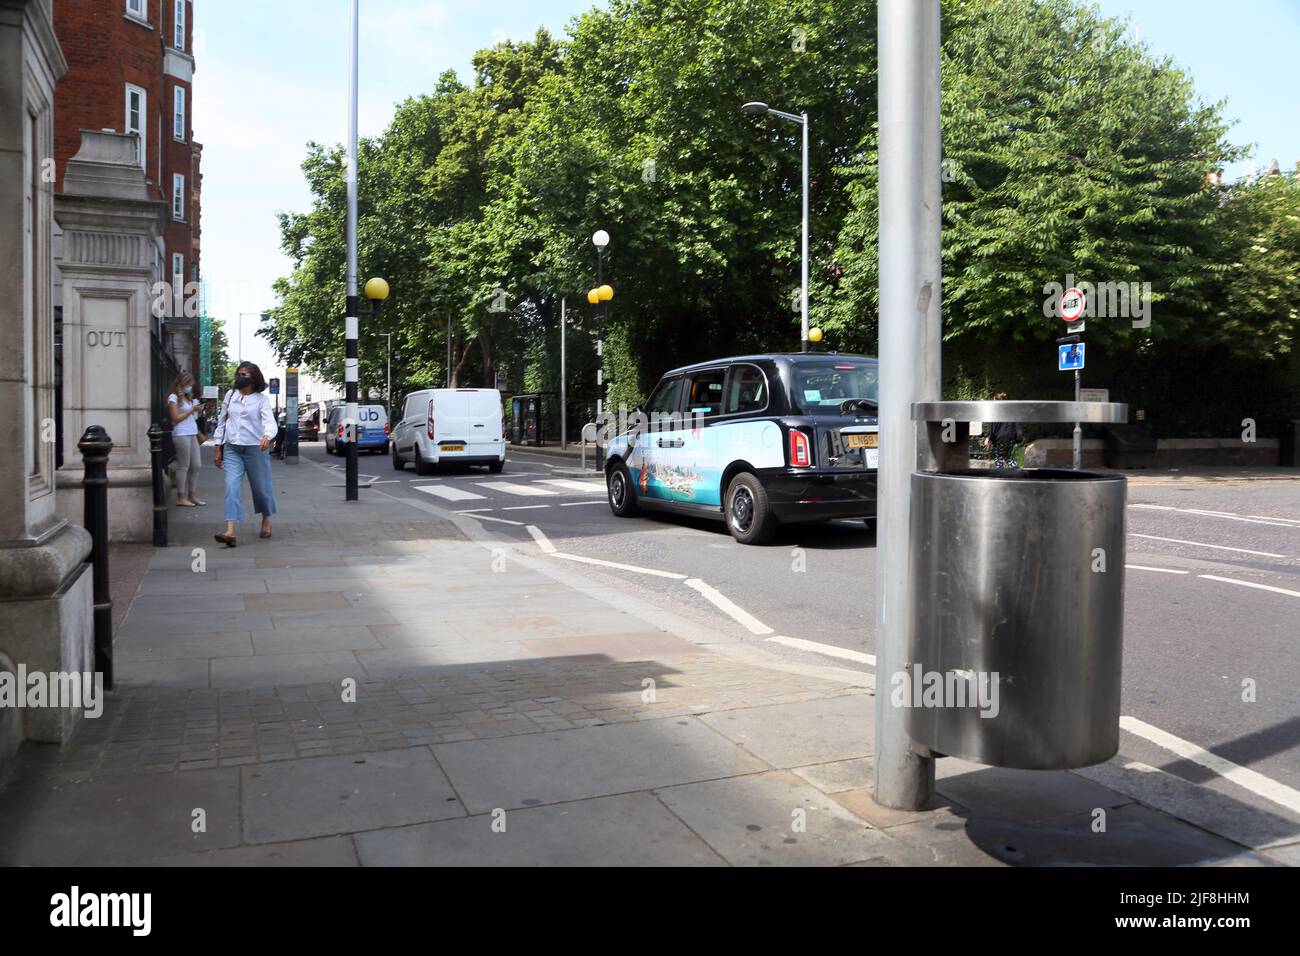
[391,388,506,474]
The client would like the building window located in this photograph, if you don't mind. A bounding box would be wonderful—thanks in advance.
[173,86,186,141]
[172,253,185,291]
[172,173,185,221]
[126,0,146,20]
[125,84,146,167]
[174,1,185,49]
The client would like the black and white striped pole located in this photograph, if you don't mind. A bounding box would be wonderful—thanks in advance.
[590,230,612,470]
[344,0,360,501]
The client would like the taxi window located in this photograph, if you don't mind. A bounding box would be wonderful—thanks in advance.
[645,377,683,417]
[724,365,767,414]
[683,368,726,417]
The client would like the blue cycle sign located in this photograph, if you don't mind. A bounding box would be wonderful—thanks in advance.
[1058,343,1085,371]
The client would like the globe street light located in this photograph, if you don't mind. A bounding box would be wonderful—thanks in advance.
[742,101,810,351]
[591,230,613,470]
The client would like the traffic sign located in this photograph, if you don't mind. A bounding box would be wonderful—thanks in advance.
[1060,287,1086,322]
[1079,387,1109,403]
[269,377,280,395]
[1058,343,1085,371]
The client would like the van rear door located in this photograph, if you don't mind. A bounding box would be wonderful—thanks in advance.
[464,389,503,457]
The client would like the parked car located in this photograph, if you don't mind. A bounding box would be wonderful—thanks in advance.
[603,353,879,544]
[324,403,389,455]
[297,406,321,441]
[391,387,506,474]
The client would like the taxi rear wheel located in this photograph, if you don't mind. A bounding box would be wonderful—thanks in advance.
[725,472,776,545]
[391,443,405,471]
[607,462,639,517]
[414,446,432,476]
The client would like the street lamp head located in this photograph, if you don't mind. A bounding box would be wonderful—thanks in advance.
[741,101,770,116]
[364,277,389,301]
[808,326,823,344]
[587,288,601,305]
[597,285,614,302]
[591,229,610,249]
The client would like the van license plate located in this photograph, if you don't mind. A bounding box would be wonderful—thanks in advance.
[441,444,465,452]
[846,434,878,449]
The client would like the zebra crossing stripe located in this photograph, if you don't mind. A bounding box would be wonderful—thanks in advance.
[538,479,604,494]
[475,481,558,497]
[416,485,486,501]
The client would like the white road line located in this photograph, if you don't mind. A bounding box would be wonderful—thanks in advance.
[1130,533,1285,559]
[551,552,686,579]
[561,500,606,507]
[466,514,525,526]
[1198,575,1300,600]
[1125,564,1189,574]
[526,525,558,554]
[455,508,491,514]
[1130,504,1300,528]
[476,481,558,497]
[539,478,604,494]
[371,480,400,484]
[503,505,551,511]
[766,635,875,666]
[415,485,485,502]
[684,578,773,635]
[1120,716,1300,816]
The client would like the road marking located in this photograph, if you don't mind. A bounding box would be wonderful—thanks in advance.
[416,485,485,502]
[766,635,875,666]
[527,525,558,554]
[370,480,400,484]
[1120,716,1300,816]
[466,514,525,526]
[1130,504,1300,528]
[1198,575,1300,599]
[1125,564,1189,574]
[503,505,550,511]
[551,552,687,579]
[539,478,604,494]
[561,500,605,507]
[455,508,492,514]
[476,481,558,497]
[1129,533,1285,558]
[684,578,773,635]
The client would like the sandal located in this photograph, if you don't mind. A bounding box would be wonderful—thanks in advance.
[214,533,237,548]
[192,498,207,506]
[259,529,272,539]
[176,501,196,508]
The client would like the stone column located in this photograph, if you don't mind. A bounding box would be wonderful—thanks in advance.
[54,130,168,542]
[0,0,93,772]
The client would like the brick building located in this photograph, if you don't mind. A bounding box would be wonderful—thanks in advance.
[52,0,201,374]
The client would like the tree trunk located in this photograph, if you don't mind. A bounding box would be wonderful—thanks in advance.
[478,327,496,390]
[451,333,472,387]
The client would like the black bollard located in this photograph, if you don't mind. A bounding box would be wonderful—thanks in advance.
[148,422,167,547]
[78,425,114,691]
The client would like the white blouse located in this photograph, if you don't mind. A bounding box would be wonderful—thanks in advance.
[213,390,278,446]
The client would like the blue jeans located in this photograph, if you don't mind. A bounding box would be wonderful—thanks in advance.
[222,444,277,522]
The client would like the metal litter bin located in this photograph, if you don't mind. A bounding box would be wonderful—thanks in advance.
[906,401,1129,770]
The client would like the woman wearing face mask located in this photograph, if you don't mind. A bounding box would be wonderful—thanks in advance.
[168,372,205,507]
[211,362,278,546]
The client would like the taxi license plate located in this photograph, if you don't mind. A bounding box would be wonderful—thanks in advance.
[441,444,465,452]
[846,433,878,449]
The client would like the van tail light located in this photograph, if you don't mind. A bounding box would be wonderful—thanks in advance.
[427,400,435,439]
[337,424,344,438]
[789,428,811,467]
[384,422,390,435]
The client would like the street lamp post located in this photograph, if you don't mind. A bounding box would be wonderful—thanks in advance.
[365,277,390,422]
[590,230,612,469]
[343,0,361,502]
[742,101,810,351]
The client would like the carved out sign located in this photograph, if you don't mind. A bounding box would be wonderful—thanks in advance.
[85,329,128,348]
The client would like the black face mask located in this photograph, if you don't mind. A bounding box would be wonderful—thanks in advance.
[233,375,251,390]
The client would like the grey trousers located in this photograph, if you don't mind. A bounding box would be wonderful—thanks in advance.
[174,434,201,497]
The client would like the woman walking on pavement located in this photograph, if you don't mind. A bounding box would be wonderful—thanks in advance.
[986,392,1023,469]
[168,371,206,507]
[212,362,278,547]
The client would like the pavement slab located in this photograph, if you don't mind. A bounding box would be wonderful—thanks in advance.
[654,770,903,866]
[698,694,874,768]
[137,835,360,867]
[241,747,464,844]
[432,717,769,812]
[353,792,726,866]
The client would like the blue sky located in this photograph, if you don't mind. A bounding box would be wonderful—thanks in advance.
[191,0,1300,389]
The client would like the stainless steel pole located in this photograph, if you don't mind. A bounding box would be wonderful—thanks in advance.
[1073,369,1082,469]
[874,0,941,810]
[343,0,360,501]
[560,296,568,450]
[800,113,809,352]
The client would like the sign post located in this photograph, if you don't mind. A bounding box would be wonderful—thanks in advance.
[285,367,299,465]
[1058,287,1087,469]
